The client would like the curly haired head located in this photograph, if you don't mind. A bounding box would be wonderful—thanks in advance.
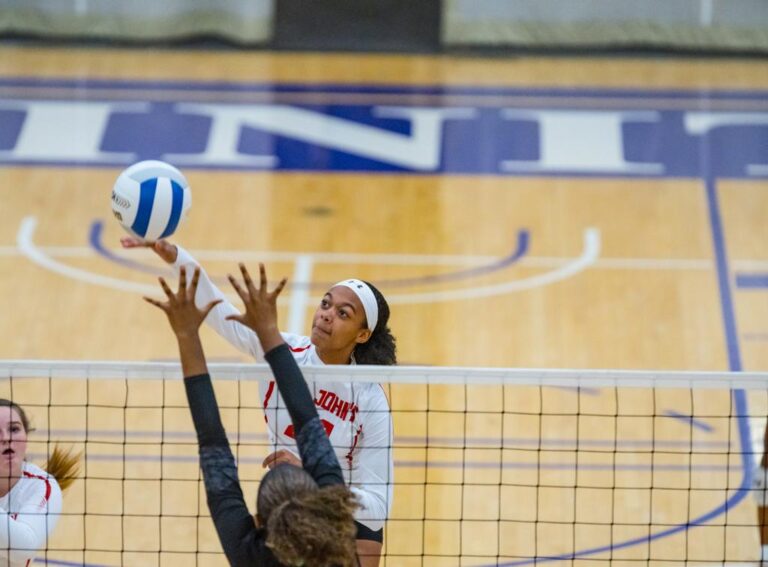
[257,465,358,567]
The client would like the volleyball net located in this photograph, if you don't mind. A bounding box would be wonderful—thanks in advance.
[1,361,767,566]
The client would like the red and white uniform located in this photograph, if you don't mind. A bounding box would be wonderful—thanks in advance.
[0,462,62,566]
[174,247,394,531]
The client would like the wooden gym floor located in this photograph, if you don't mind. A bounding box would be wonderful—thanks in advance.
[0,46,767,565]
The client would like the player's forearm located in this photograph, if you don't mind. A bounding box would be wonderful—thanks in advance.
[174,246,265,359]
[0,511,45,562]
[176,333,208,378]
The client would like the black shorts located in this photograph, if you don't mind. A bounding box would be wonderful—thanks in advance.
[355,521,383,543]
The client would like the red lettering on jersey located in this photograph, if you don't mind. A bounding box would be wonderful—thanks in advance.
[288,344,311,353]
[313,391,357,422]
[349,404,359,423]
[329,396,345,417]
[345,425,363,465]
[284,419,335,439]
[320,392,337,411]
[263,381,276,423]
[338,401,350,421]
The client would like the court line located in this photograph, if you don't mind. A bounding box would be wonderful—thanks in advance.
[1,244,715,270]
[18,217,596,304]
[3,78,768,112]
[662,410,715,432]
[35,429,731,450]
[16,217,158,295]
[41,560,109,567]
[88,220,532,289]
[490,177,754,566]
[25,452,736,472]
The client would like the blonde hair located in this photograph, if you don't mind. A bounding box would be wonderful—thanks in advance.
[45,445,81,492]
[0,399,81,491]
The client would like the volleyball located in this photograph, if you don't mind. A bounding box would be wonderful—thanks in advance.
[111,160,191,241]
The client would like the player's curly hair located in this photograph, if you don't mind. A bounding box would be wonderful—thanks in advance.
[354,281,397,366]
[0,399,81,491]
[258,465,358,567]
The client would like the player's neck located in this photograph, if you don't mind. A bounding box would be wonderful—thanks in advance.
[316,345,354,366]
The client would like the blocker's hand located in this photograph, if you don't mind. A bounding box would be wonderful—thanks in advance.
[226,263,287,340]
[144,266,221,338]
[262,450,301,470]
[121,236,178,264]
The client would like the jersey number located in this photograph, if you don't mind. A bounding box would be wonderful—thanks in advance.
[283,419,335,439]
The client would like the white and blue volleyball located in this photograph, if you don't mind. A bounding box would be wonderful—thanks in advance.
[111,160,191,241]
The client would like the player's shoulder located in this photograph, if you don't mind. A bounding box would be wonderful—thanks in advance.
[280,333,320,359]
[21,461,62,500]
[22,461,54,482]
[280,332,311,349]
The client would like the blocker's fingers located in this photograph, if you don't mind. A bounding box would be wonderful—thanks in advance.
[240,263,257,295]
[224,312,247,323]
[227,274,248,303]
[201,299,222,319]
[272,277,288,298]
[178,266,187,294]
[189,267,201,296]
[159,277,175,301]
[142,296,166,310]
[259,263,268,291]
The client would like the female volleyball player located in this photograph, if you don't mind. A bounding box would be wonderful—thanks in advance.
[145,264,359,567]
[0,400,79,566]
[123,237,394,566]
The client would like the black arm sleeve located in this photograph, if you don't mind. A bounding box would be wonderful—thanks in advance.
[263,344,318,431]
[184,374,275,567]
[263,344,344,488]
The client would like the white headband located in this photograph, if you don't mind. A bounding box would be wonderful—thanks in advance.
[333,279,379,331]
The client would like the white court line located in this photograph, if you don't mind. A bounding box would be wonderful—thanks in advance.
[383,228,601,304]
[18,216,600,304]
[2,244,734,271]
[287,255,313,335]
[17,217,158,295]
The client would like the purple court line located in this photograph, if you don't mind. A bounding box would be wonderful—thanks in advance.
[25,451,738,472]
[3,76,768,101]
[662,410,715,432]
[736,273,768,289]
[38,429,729,449]
[89,220,529,290]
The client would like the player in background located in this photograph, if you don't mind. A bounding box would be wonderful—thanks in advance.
[0,400,80,566]
[123,237,395,567]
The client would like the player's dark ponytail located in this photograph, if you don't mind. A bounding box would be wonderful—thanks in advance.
[354,281,396,366]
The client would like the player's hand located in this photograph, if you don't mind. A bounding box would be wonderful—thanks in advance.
[121,236,178,264]
[262,450,301,469]
[143,266,221,338]
[226,264,287,348]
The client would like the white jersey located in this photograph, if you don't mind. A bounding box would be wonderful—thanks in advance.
[0,462,62,566]
[174,247,394,531]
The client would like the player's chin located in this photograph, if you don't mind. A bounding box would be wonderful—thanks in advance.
[310,326,329,344]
